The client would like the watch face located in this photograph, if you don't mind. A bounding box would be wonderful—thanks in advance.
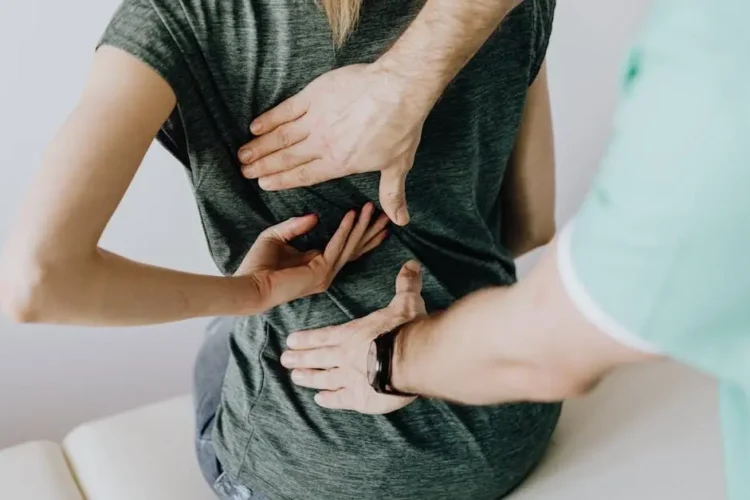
[366,340,378,386]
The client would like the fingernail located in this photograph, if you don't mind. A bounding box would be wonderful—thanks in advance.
[396,208,409,226]
[291,370,305,382]
[250,122,263,134]
[280,352,295,367]
[243,166,257,178]
[286,334,298,348]
[238,149,253,163]
[405,261,421,273]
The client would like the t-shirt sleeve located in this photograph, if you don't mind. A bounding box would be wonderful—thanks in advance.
[98,0,191,167]
[556,5,750,390]
[98,0,185,95]
[527,0,555,85]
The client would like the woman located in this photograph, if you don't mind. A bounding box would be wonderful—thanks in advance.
[0,0,559,499]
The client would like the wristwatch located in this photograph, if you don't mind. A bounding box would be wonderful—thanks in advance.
[367,327,414,397]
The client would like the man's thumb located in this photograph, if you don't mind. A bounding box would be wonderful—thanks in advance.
[379,167,410,226]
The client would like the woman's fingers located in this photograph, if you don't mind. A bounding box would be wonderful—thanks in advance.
[361,213,390,243]
[322,210,356,264]
[260,214,318,243]
[336,202,375,269]
[353,229,388,259]
[321,203,381,279]
[350,212,390,260]
[280,249,321,269]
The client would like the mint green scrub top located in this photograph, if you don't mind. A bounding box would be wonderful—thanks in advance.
[557,1,750,497]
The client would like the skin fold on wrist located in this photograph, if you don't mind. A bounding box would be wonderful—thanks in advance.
[368,56,444,116]
[390,317,429,395]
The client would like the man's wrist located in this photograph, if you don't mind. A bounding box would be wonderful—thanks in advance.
[372,0,522,114]
[366,60,438,120]
[390,317,428,395]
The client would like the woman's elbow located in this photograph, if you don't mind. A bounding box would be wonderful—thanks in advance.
[0,257,54,324]
[510,222,556,257]
[529,222,555,250]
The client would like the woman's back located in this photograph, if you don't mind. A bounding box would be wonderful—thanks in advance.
[101,0,559,498]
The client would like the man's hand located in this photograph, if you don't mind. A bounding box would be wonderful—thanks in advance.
[237,202,388,312]
[281,260,426,414]
[238,65,430,226]
[237,0,524,227]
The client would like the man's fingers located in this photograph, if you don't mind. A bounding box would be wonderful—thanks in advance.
[241,142,317,179]
[259,214,319,243]
[379,166,410,226]
[286,309,389,350]
[314,389,354,410]
[394,260,423,295]
[239,121,309,166]
[257,160,335,191]
[250,93,309,135]
[286,324,349,349]
[280,347,342,369]
[290,369,345,391]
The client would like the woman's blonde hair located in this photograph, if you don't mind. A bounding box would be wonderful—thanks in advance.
[319,0,363,46]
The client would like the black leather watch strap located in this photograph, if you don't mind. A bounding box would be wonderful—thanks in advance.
[372,328,415,397]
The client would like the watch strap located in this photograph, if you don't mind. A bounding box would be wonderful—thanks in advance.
[372,328,414,397]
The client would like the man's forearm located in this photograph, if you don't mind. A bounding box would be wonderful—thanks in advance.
[392,287,564,404]
[0,248,257,326]
[375,0,522,109]
[392,245,653,405]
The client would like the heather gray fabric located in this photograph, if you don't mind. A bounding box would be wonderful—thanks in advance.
[100,1,560,498]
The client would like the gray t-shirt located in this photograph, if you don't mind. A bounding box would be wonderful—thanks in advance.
[100,1,559,498]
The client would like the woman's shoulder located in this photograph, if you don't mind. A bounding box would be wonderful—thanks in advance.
[99,0,261,77]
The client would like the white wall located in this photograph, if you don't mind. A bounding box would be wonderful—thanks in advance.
[0,0,652,448]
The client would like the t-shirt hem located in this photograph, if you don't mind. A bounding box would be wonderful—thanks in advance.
[556,221,662,355]
[96,35,182,99]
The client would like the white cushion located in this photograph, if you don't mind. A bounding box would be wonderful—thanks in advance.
[0,440,83,500]
[63,397,215,500]
[61,362,724,500]
[510,362,725,499]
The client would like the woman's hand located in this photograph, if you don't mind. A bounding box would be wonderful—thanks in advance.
[280,260,426,415]
[236,202,388,312]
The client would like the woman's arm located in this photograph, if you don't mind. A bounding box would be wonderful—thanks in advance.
[0,47,383,326]
[500,62,556,258]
